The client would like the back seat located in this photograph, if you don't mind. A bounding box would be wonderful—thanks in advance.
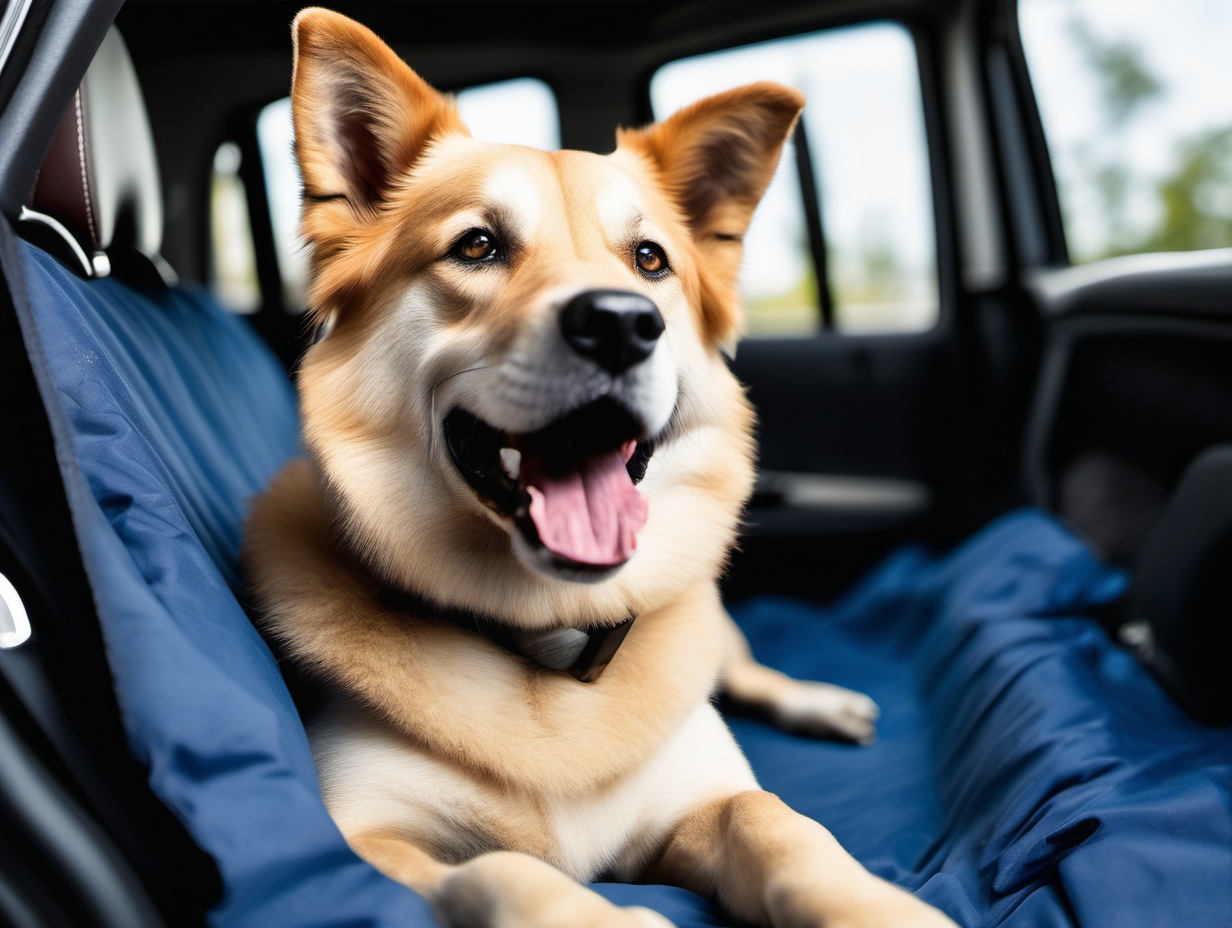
[3,23,1231,928]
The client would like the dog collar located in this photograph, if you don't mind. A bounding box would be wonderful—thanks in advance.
[377,584,635,683]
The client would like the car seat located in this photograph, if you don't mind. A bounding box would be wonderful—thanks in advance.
[2,25,433,928]
[2,23,1230,928]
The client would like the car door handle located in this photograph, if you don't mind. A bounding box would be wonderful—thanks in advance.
[752,470,931,515]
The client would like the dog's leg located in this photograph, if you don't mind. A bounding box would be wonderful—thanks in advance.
[348,832,451,894]
[720,611,880,744]
[349,832,673,928]
[646,791,956,928]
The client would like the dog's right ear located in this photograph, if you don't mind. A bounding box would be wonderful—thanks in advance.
[618,83,803,356]
[291,8,467,214]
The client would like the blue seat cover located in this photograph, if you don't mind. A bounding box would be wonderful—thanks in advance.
[19,241,435,927]
[19,240,1232,927]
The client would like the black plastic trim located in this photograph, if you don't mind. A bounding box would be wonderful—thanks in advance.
[0,0,123,222]
[791,118,832,330]
[998,0,1068,266]
[0,703,165,928]
[1023,313,1232,508]
[1029,252,1232,320]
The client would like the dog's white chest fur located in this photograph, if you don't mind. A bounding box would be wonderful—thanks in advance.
[312,698,758,882]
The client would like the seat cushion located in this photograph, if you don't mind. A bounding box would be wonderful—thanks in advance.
[720,512,1231,927]
[20,240,1232,927]
[599,512,1232,927]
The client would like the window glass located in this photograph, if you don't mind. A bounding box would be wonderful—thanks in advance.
[256,96,307,310]
[651,23,938,336]
[454,77,560,151]
[248,77,560,311]
[1020,0,1232,263]
[208,141,260,313]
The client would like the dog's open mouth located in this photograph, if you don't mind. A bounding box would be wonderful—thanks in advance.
[444,398,655,572]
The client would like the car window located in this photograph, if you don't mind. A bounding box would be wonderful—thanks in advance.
[651,23,938,336]
[209,140,261,313]
[210,77,560,313]
[1019,0,1232,264]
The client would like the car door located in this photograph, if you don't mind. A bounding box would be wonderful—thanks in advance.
[642,0,1231,614]
[1009,0,1232,556]
[1010,0,1232,722]
[638,3,1035,602]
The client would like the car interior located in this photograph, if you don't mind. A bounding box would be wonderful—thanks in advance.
[0,1,1229,926]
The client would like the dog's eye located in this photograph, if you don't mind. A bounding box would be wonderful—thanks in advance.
[634,242,669,277]
[452,230,500,263]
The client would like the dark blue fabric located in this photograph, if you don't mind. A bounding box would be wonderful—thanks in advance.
[718,516,1232,928]
[20,242,436,928]
[21,239,1232,927]
[594,513,1232,927]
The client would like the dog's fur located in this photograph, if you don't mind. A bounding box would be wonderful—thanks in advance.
[244,9,955,927]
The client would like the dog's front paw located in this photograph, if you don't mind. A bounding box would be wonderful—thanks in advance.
[771,681,880,745]
[618,906,677,928]
[829,885,958,928]
[434,851,677,928]
[770,874,957,928]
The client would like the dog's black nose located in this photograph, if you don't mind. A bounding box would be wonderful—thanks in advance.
[560,290,665,376]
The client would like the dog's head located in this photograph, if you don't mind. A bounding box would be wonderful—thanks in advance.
[290,9,802,625]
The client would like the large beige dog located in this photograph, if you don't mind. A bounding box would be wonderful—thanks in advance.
[245,9,955,927]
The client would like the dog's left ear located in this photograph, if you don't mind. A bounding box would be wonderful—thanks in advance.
[619,83,804,354]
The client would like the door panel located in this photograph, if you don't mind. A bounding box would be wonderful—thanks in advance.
[723,329,960,602]
[1024,257,1232,565]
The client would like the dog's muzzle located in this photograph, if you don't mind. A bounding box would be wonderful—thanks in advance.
[444,398,656,575]
[442,289,669,578]
[559,290,664,376]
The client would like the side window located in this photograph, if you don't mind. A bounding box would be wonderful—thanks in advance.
[1019,0,1232,264]
[208,141,260,313]
[210,78,560,313]
[651,23,938,336]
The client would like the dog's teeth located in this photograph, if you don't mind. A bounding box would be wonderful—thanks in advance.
[500,447,522,480]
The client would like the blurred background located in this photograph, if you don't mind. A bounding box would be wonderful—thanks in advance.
[210,0,1232,338]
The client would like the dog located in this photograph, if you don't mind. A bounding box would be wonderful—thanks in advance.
[244,9,956,927]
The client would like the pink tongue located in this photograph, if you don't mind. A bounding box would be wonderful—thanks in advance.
[523,441,648,567]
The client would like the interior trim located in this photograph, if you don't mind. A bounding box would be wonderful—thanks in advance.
[1023,314,1232,508]
[756,470,932,513]
[17,205,109,277]
[1029,249,1232,308]
[944,0,1005,290]
[0,0,34,82]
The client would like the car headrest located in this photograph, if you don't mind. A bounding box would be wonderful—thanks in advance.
[22,26,173,285]
[1122,443,1232,726]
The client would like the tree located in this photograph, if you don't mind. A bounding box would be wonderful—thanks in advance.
[1065,13,1231,260]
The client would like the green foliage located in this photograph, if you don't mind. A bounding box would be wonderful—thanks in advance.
[1064,13,1232,262]
[1132,126,1232,254]
[745,264,820,336]
[1068,17,1162,128]
[858,238,903,301]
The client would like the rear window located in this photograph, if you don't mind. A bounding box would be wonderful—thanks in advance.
[1019,0,1232,264]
